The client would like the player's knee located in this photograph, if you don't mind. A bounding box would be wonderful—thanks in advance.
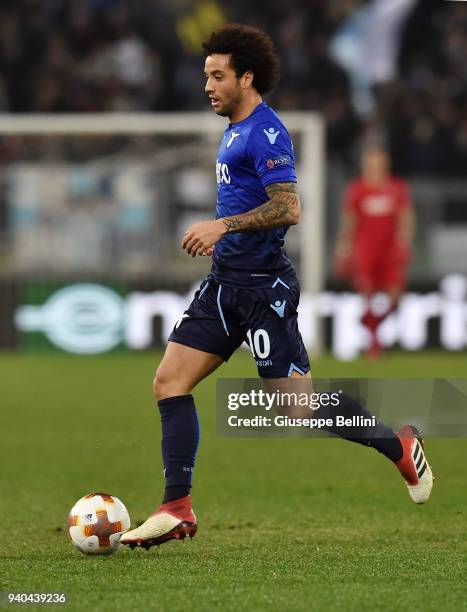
[153,368,169,401]
[153,366,184,401]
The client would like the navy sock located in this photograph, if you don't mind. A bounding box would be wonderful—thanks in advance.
[320,394,403,461]
[158,394,200,504]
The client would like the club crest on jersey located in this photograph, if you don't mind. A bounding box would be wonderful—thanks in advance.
[264,127,280,144]
[216,160,231,184]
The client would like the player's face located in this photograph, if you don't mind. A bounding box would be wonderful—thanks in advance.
[362,148,389,177]
[204,54,243,118]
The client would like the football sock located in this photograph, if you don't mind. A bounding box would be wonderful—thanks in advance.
[320,393,403,461]
[362,308,379,334]
[362,303,397,342]
[158,394,200,504]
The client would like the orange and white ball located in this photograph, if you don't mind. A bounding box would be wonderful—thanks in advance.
[68,492,130,555]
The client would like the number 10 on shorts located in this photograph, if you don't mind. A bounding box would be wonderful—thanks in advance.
[246,329,270,359]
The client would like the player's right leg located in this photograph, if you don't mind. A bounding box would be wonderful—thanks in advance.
[241,281,433,505]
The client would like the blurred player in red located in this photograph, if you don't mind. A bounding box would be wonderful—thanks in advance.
[334,143,415,358]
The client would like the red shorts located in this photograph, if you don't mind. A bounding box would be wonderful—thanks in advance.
[352,247,408,293]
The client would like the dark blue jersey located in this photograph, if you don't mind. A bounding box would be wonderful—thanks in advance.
[211,102,298,288]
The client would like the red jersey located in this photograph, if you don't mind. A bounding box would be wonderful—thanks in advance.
[344,176,411,253]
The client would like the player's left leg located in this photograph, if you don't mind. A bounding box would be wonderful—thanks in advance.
[121,343,224,549]
[355,247,408,357]
[366,283,402,355]
[362,289,400,360]
[361,280,405,360]
[121,279,245,549]
[241,281,433,504]
[362,260,406,358]
[352,253,383,358]
[376,256,406,331]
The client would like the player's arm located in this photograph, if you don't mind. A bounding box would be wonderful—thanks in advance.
[394,182,415,264]
[333,192,356,278]
[393,205,415,267]
[334,208,356,262]
[397,206,415,247]
[221,182,301,233]
[181,182,300,257]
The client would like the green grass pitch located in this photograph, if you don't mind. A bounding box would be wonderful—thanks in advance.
[1,350,466,611]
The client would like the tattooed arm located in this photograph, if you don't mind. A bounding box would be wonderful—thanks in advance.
[181,182,301,257]
[222,182,301,233]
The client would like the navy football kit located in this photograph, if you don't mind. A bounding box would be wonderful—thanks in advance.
[169,102,310,378]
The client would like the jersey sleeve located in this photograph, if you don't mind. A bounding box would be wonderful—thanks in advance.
[246,121,297,188]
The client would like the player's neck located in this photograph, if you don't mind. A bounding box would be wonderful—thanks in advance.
[229,93,263,124]
[364,173,388,186]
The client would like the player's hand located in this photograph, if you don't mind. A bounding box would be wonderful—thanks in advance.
[182,219,225,257]
[333,244,352,279]
[393,242,411,265]
[201,247,214,257]
[333,254,350,279]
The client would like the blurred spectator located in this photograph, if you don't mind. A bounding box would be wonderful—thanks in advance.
[0,0,464,175]
[383,0,467,176]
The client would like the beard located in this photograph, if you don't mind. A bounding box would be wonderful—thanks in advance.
[212,86,242,119]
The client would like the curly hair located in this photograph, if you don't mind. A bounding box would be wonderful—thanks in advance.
[202,24,280,95]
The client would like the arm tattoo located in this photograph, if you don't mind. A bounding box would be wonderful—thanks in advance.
[222,182,301,233]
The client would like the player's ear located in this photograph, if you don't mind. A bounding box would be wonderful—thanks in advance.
[241,71,254,89]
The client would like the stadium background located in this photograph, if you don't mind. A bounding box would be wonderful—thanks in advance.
[1,2,467,611]
[0,0,466,358]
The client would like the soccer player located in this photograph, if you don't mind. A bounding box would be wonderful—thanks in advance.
[121,25,432,550]
[334,143,415,358]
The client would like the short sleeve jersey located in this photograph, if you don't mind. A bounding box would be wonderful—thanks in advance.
[344,176,411,253]
[211,102,298,287]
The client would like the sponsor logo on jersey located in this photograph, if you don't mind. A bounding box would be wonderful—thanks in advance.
[362,195,395,215]
[216,160,231,184]
[266,155,293,170]
[226,131,241,148]
[270,300,286,317]
[256,359,273,367]
[264,127,280,144]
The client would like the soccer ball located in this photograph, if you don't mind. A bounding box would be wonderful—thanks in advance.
[67,492,130,555]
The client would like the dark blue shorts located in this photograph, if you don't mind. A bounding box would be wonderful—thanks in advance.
[168,275,310,378]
